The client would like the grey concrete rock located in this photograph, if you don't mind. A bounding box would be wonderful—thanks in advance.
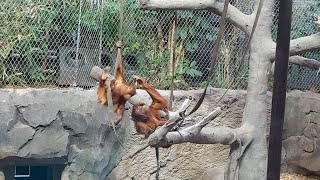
[0,90,18,131]
[60,111,88,134]
[0,88,127,180]
[7,122,36,151]
[0,88,247,180]
[18,120,69,158]
[1,88,319,179]
[282,90,320,175]
[18,103,59,127]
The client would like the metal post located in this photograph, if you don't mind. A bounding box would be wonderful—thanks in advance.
[267,0,293,179]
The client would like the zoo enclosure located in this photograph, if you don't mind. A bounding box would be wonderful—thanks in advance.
[0,0,319,90]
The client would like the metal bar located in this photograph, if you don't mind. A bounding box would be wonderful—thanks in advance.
[267,0,293,179]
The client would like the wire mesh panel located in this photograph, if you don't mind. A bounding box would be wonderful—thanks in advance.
[287,1,320,90]
[0,0,105,88]
[272,0,320,90]
[0,0,319,90]
[107,0,254,90]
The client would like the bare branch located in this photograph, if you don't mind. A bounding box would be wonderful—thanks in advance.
[148,107,224,147]
[290,33,320,55]
[148,98,193,146]
[155,126,238,147]
[269,56,320,77]
[138,0,252,34]
[129,98,193,157]
[90,65,246,157]
[289,56,320,70]
[272,17,320,58]
[181,108,223,134]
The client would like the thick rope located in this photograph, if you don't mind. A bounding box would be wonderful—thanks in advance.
[118,0,124,42]
[187,0,230,116]
[169,11,178,108]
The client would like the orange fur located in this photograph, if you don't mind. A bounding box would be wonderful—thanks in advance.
[131,76,170,138]
[97,80,108,105]
[97,60,136,125]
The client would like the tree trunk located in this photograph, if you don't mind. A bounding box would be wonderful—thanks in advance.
[236,1,275,179]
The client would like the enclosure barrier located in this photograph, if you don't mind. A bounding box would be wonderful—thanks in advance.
[0,0,319,90]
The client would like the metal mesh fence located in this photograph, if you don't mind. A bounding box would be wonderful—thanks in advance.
[0,0,319,90]
[288,1,320,90]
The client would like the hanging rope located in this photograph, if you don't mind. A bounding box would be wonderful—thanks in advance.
[169,11,178,108]
[186,0,265,116]
[98,0,104,65]
[186,0,230,116]
[113,0,124,77]
[102,0,128,151]
[215,0,265,104]
[117,0,124,42]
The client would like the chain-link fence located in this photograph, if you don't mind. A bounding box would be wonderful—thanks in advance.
[288,1,320,90]
[0,0,319,90]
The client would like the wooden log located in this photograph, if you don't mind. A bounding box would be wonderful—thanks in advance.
[90,66,103,81]
[90,66,114,81]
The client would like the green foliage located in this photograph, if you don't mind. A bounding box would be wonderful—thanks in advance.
[3,0,317,90]
[5,74,27,87]
[0,0,32,86]
[291,2,320,39]
[272,2,320,40]
[131,46,202,89]
[183,60,203,78]
[120,9,205,89]
[0,0,218,89]
[0,0,113,87]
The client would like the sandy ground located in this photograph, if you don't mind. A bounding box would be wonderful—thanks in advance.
[281,173,319,180]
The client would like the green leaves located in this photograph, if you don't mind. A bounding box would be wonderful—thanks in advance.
[205,34,216,41]
[186,42,198,52]
[183,60,203,78]
[179,11,194,19]
[178,28,188,40]
[148,69,156,75]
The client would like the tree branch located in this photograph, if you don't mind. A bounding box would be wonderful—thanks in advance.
[138,0,252,34]
[148,98,193,146]
[154,126,239,147]
[269,55,320,77]
[288,56,320,70]
[148,107,228,147]
[289,33,320,55]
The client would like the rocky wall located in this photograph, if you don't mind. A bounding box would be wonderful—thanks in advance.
[282,90,320,176]
[0,88,319,179]
[0,89,128,179]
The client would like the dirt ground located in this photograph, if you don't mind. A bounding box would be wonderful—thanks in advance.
[281,173,319,180]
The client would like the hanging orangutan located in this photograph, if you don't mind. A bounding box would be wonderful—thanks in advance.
[97,52,136,125]
[131,75,171,138]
